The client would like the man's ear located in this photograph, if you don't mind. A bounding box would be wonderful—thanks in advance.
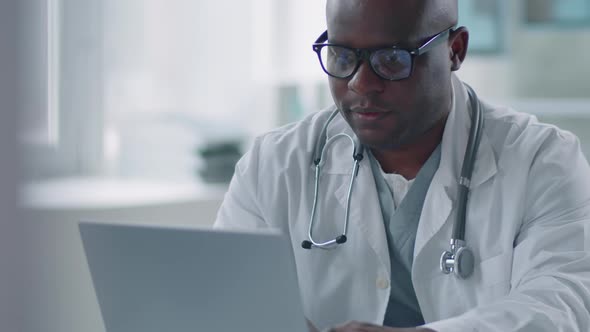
[449,26,469,71]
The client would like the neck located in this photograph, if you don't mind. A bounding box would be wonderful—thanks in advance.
[371,114,448,179]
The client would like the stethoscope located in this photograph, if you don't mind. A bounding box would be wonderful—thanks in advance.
[301,84,484,279]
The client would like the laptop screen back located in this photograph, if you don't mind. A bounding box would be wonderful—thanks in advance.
[79,222,307,332]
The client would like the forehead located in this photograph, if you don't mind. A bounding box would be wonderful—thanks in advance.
[326,0,450,46]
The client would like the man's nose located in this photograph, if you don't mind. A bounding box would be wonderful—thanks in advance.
[347,61,385,96]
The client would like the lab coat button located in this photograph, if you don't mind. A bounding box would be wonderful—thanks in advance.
[376,278,389,289]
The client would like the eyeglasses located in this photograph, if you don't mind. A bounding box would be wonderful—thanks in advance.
[312,27,453,81]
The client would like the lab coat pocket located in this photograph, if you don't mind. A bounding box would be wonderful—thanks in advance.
[476,250,512,287]
[449,251,512,317]
[471,250,513,305]
[419,250,513,320]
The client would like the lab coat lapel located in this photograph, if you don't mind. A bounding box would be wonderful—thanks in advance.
[414,75,498,259]
[334,159,391,273]
[325,113,391,274]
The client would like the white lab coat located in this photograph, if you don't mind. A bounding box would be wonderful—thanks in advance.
[214,75,590,332]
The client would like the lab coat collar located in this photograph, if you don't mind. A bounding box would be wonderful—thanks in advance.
[435,74,497,190]
[320,75,497,187]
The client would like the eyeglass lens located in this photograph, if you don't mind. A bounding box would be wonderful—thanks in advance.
[319,46,412,80]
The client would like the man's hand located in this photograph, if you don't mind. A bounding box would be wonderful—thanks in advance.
[322,321,436,332]
[307,318,320,332]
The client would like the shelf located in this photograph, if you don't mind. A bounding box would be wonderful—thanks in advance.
[20,177,228,210]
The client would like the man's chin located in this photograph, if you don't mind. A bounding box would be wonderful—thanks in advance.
[355,132,404,151]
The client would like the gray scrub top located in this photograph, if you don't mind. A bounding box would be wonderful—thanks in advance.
[369,144,441,328]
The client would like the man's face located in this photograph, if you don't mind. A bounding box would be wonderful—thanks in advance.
[326,0,455,150]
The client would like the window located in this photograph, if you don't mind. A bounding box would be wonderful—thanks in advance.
[20,0,104,179]
[458,0,504,53]
[19,0,58,146]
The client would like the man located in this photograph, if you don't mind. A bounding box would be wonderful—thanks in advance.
[215,0,590,331]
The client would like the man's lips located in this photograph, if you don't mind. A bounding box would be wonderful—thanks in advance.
[349,108,390,121]
[354,112,382,120]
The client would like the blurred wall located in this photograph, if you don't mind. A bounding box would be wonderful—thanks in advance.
[458,34,590,100]
[513,28,590,98]
[458,1,590,100]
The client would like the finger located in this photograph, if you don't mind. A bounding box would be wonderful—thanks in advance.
[328,320,384,332]
[306,318,320,332]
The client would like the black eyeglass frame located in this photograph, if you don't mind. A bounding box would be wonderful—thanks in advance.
[312,27,455,81]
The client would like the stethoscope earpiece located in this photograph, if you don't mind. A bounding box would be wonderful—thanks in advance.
[302,235,346,250]
[335,235,347,244]
[301,240,313,250]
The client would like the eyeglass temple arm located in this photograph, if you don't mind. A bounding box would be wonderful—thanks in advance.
[315,26,456,55]
[412,27,455,56]
[314,30,329,45]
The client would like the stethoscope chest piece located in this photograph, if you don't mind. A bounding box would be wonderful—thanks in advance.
[440,240,475,279]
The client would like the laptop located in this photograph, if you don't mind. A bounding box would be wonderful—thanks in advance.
[79,222,308,332]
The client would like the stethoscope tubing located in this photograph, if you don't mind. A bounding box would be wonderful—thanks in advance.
[453,84,484,242]
[305,131,361,249]
[303,84,483,280]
